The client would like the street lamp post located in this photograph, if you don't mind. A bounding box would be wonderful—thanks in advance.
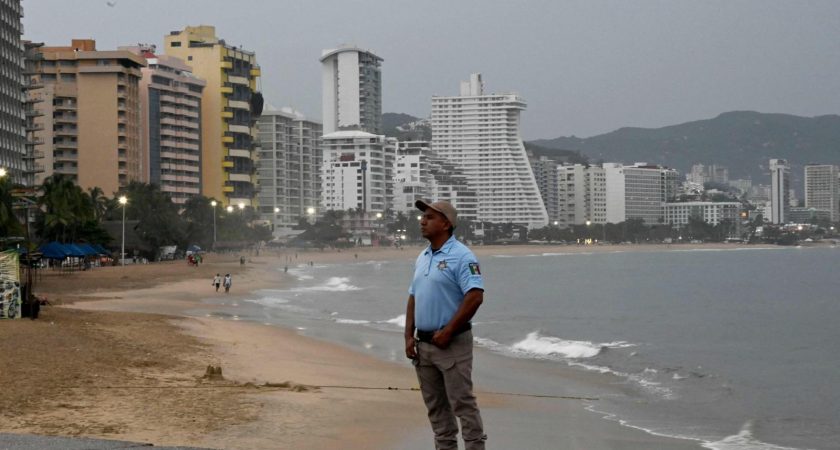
[210,200,217,248]
[119,196,128,266]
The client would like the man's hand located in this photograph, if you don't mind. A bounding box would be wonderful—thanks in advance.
[431,328,453,349]
[405,335,417,359]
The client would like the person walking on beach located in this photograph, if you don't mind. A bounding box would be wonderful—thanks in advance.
[404,200,487,450]
[212,273,221,292]
[223,274,232,293]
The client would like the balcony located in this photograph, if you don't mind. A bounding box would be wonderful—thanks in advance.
[54,102,77,110]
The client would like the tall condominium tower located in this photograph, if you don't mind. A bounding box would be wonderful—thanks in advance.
[804,164,839,222]
[1,0,29,185]
[320,130,394,213]
[23,41,46,187]
[431,74,548,228]
[604,163,678,224]
[256,107,322,230]
[320,46,382,135]
[30,39,145,194]
[123,46,205,204]
[770,159,790,224]
[165,25,262,207]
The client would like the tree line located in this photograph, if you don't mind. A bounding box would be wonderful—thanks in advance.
[0,174,271,259]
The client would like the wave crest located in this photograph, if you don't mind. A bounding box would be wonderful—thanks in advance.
[511,331,605,358]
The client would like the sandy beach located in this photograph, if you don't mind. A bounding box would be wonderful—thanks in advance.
[0,244,762,449]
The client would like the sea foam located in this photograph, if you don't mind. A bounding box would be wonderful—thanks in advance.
[701,421,802,450]
[293,277,361,292]
[335,318,371,325]
[511,331,615,359]
[381,314,406,328]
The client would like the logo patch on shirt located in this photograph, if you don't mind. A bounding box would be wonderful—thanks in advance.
[437,260,448,270]
[468,263,481,275]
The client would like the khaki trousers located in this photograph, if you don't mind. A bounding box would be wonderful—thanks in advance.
[414,330,486,450]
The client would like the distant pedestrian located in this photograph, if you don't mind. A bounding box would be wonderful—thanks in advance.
[212,273,221,292]
[284,265,288,273]
[240,256,245,266]
[223,274,232,293]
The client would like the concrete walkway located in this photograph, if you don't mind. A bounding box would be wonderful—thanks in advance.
[0,433,214,450]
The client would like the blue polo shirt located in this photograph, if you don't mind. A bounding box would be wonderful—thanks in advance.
[408,235,484,332]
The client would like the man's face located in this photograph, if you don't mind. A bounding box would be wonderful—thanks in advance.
[420,209,450,240]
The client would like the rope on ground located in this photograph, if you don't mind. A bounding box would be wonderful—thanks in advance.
[317,385,599,401]
[52,383,598,400]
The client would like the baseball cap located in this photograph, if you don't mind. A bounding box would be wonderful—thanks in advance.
[415,200,457,229]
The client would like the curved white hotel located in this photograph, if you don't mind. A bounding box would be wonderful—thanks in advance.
[431,74,548,228]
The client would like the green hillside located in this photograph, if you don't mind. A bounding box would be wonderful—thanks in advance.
[531,111,840,186]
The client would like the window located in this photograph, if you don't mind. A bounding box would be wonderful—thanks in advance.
[171,41,182,47]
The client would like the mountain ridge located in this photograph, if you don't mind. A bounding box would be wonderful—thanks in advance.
[530,111,840,187]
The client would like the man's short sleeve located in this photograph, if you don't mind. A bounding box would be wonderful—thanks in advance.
[457,252,484,295]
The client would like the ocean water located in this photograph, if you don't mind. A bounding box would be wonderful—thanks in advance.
[205,246,840,450]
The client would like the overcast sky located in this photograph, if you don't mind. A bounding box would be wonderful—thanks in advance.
[22,0,840,139]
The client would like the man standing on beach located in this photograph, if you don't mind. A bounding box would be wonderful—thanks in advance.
[405,200,487,450]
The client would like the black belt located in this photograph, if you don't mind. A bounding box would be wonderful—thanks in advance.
[416,323,471,343]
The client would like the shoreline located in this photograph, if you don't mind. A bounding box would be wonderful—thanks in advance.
[2,244,794,448]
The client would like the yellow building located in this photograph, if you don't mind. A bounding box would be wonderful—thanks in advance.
[164,25,262,207]
[30,39,145,194]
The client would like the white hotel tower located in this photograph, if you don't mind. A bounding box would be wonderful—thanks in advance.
[431,74,548,228]
[320,46,382,135]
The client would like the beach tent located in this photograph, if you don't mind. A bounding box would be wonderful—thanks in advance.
[39,242,68,260]
[78,244,99,256]
[92,244,110,255]
[63,244,88,258]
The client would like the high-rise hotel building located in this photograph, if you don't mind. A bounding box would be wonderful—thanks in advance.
[124,46,205,204]
[320,46,382,135]
[321,131,395,213]
[256,106,322,230]
[770,158,790,224]
[2,0,30,185]
[29,39,145,194]
[804,164,839,222]
[165,25,262,207]
[431,73,548,228]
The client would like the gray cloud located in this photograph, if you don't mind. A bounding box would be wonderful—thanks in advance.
[23,0,840,139]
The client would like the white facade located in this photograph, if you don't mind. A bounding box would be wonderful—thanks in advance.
[393,141,432,214]
[604,163,627,224]
[804,164,839,222]
[770,158,790,224]
[431,73,548,228]
[257,107,322,229]
[393,140,478,220]
[321,46,382,135]
[321,130,394,213]
[604,163,678,224]
[664,202,741,226]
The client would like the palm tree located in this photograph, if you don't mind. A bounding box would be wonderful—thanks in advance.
[0,176,23,238]
[37,174,95,242]
[87,186,109,222]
